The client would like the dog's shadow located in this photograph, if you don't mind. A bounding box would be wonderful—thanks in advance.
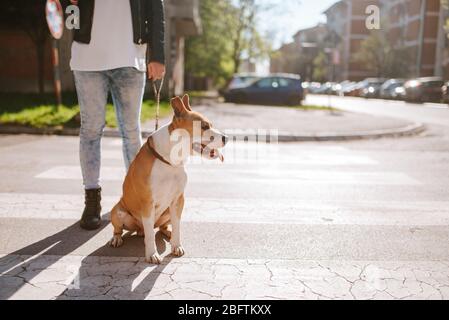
[57,229,174,300]
[0,212,174,300]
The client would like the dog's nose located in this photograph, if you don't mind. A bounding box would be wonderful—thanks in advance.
[222,135,228,145]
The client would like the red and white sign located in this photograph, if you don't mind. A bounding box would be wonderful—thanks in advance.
[45,0,64,40]
[332,49,340,65]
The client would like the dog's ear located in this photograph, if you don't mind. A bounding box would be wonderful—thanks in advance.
[170,96,188,117]
[182,94,192,111]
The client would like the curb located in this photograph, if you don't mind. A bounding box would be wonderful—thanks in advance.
[273,122,426,142]
[0,122,426,142]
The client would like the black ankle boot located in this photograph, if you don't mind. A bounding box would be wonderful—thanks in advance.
[80,188,102,230]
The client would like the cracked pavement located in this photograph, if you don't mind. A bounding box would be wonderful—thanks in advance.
[1,97,449,300]
[3,255,449,300]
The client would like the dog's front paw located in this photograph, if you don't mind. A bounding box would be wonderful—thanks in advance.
[171,245,185,257]
[109,235,123,248]
[146,253,162,264]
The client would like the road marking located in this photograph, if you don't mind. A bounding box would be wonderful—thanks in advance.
[35,166,126,181]
[188,169,419,185]
[2,193,447,226]
[423,103,449,109]
[102,140,377,164]
[101,150,378,165]
[34,165,417,185]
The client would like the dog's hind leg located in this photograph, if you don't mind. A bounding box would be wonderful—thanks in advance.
[156,208,172,239]
[159,222,172,240]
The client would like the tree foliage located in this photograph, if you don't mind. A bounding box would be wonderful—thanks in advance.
[442,0,449,39]
[353,30,411,78]
[312,51,328,83]
[231,0,270,74]
[185,0,269,86]
[185,0,237,86]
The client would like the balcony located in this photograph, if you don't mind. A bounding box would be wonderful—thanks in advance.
[166,0,202,36]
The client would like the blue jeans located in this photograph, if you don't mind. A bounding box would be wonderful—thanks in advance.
[74,67,146,190]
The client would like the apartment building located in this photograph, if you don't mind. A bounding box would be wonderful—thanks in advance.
[292,23,328,80]
[270,42,299,74]
[324,0,382,81]
[440,4,449,79]
[270,24,327,79]
[381,0,442,77]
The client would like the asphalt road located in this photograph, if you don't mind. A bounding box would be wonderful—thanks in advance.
[1,97,449,299]
[306,94,449,128]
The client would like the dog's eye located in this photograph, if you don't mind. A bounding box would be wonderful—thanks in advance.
[201,123,210,131]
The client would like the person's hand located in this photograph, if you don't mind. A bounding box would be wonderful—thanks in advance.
[147,62,166,80]
[70,0,78,5]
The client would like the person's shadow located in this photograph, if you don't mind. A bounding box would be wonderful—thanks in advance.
[0,212,171,300]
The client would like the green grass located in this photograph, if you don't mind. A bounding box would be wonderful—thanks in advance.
[185,91,212,98]
[0,93,171,129]
[289,104,339,111]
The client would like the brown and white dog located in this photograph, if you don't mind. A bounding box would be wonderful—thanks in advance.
[109,94,227,264]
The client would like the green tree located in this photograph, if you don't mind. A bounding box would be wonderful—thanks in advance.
[312,51,328,83]
[442,0,449,40]
[185,0,270,86]
[185,0,238,86]
[230,0,269,74]
[353,30,410,78]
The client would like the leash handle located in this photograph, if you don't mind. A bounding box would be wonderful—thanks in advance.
[152,77,164,131]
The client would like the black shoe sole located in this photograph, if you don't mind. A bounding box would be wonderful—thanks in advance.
[80,220,102,230]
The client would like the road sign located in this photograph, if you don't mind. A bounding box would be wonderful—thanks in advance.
[45,0,64,40]
[332,49,341,66]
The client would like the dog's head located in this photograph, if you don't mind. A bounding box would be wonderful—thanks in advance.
[169,94,228,161]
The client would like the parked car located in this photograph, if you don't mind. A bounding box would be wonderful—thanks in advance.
[314,82,338,95]
[442,81,449,104]
[379,79,406,100]
[220,73,260,96]
[404,77,444,103]
[391,85,406,100]
[307,82,322,94]
[337,81,355,96]
[360,78,386,98]
[228,73,260,89]
[343,81,364,96]
[223,74,304,106]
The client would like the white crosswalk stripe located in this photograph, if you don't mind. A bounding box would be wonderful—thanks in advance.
[35,166,418,185]
[2,193,449,226]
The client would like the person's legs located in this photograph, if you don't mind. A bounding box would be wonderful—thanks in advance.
[74,71,109,230]
[74,71,109,190]
[108,67,146,169]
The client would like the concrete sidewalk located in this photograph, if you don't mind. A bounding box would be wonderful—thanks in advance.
[142,103,424,141]
[0,102,424,141]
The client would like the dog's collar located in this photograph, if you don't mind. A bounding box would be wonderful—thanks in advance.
[146,136,173,166]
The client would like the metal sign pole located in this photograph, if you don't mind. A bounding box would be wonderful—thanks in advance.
[45,0,64,109]
[51,39,62,109]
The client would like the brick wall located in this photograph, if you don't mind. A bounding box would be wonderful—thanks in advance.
[0,30,54,93]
